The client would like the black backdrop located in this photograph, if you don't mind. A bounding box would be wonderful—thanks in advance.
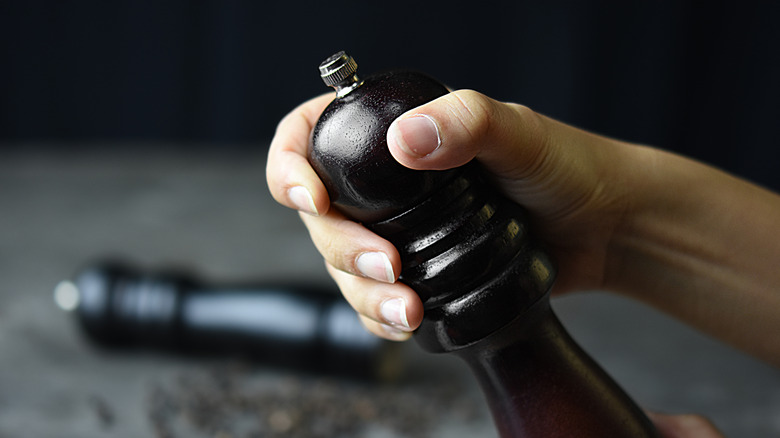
[2,1,779,190]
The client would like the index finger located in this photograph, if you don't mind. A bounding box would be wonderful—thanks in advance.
[266,93,335,215]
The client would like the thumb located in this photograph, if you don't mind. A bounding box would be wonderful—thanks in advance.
[386,89,546,181]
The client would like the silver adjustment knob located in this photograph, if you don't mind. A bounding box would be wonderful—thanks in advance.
[319,51,362,97]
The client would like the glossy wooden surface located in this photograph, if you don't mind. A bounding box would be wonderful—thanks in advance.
[461,300,657,437]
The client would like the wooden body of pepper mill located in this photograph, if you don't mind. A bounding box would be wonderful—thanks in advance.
[308,51,658,437]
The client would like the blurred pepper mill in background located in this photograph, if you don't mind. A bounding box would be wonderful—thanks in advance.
[55,261,397,381]
[309,51,658,437]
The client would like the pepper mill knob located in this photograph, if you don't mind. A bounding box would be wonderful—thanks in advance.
[319,51,362,96]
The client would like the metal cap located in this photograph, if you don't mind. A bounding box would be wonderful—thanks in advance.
[319,51,359,90]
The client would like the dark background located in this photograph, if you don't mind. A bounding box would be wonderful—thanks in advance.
[2,1,779,190]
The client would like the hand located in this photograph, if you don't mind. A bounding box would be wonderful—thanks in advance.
[267,89,780,366]
[266,90,637,340]
[647,412,726,438]
[267,93,422,340]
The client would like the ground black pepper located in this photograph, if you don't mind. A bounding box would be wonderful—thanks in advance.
[146,363,483,438]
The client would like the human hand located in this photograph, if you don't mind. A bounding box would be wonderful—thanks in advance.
[267,90,639,341]
[647,411,726,438]
[267,93,422,341]
[268,83,780,371]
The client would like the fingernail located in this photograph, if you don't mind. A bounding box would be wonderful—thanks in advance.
[380,323,412,341]
[388,114,441,157]
[288,186,318,216]
[356,252,395,283]
[380,297,411,330]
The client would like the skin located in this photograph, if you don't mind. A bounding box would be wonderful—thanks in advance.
[267,89,780,436]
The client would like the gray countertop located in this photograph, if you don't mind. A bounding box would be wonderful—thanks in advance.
[1,147,777,437]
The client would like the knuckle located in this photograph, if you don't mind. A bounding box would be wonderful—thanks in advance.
[445,89,498,145]
[508,102,545,142]
[320,234,354,272]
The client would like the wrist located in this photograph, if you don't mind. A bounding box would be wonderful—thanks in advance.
[604,146,713,299]
[604,146,780,364]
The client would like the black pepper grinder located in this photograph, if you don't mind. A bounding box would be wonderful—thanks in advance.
[54,261,398,380]
[308,51,658,437]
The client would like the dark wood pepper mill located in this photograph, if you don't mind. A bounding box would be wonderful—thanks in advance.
[54,261,396,380]
[309,51,658,437]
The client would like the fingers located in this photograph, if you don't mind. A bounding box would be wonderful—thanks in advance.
[297,211,425,341]
[646,411,725,438]
[327,263,424,341]
[386,89,547,181]
[266,93,335,216]
[299,210,401,283]
[267,93,426,342]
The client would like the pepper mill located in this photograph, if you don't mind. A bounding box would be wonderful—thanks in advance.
[54,261,398,380]
[309,51,658,437]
